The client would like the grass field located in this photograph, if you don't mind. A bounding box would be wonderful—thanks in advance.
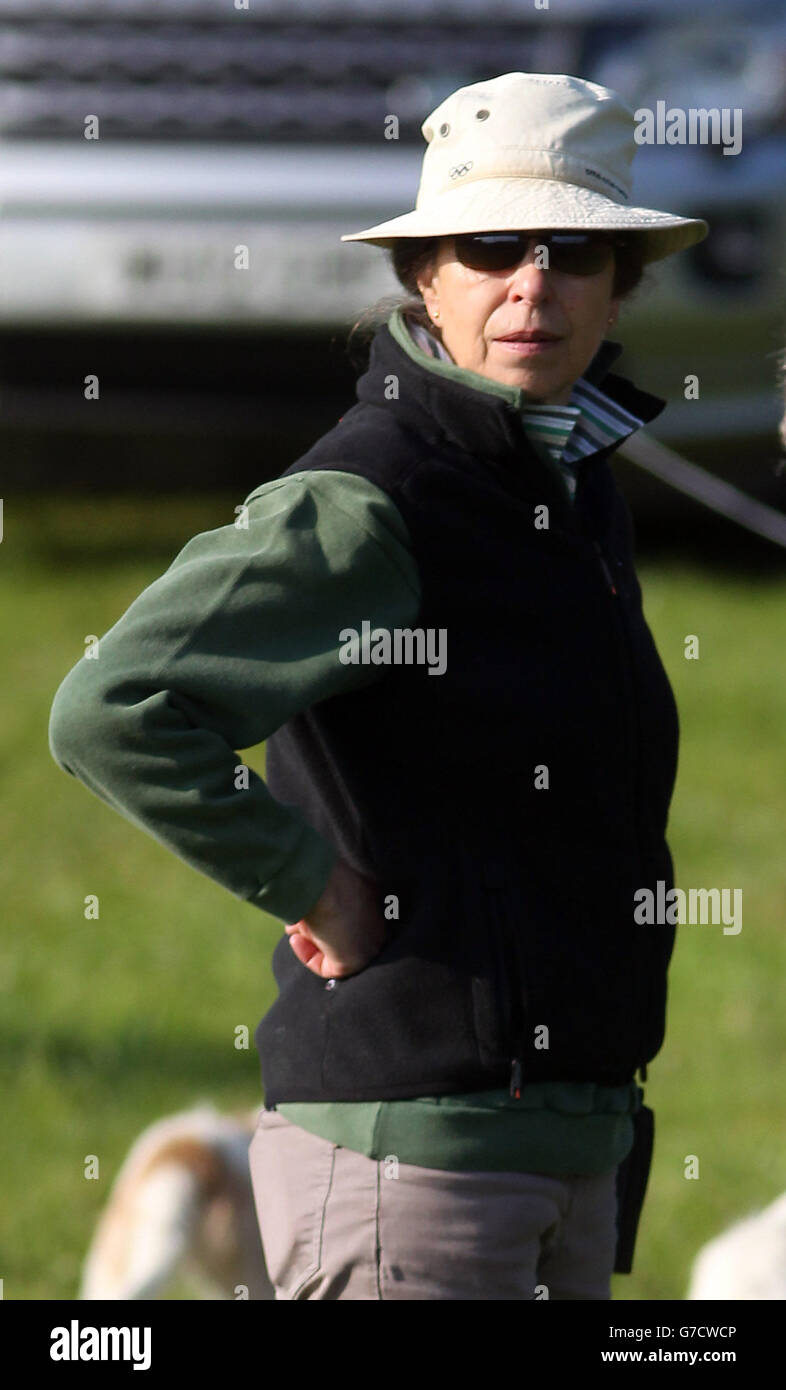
[2,491,785,1301]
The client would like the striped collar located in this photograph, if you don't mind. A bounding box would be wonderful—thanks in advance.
[513,382,646,500]
[406,315,646,501]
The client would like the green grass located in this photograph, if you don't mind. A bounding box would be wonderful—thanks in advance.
[2,493,785,1301]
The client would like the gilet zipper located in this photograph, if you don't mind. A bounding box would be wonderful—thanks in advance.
[593,538,618,596]
[479,860,529,1099]
[486,538,649,1094]
[592,536,650,1085]
[499,905,528,1100]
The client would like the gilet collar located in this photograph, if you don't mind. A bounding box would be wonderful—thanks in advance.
[355,306,665,477]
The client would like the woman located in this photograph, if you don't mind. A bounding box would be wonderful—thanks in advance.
[49,72,708,1300]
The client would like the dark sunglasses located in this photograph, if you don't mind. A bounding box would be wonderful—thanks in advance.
[453,230,624,276]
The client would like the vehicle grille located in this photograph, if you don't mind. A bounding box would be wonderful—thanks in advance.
[0,0,583,143]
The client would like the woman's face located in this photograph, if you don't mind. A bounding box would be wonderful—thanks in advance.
[416,234,621,405]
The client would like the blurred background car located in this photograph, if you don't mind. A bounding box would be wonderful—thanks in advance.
[1,0,785,533]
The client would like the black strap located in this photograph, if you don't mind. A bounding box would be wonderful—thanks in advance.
[613,1103,655,1274]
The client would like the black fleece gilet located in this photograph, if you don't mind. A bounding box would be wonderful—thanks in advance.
[255,321,679,1105]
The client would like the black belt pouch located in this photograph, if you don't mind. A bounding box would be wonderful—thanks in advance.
[613,1103,655,1274]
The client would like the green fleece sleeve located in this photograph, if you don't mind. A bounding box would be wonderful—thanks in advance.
[47,470,421,924]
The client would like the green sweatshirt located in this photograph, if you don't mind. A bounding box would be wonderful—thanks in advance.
[48,308,646,1176]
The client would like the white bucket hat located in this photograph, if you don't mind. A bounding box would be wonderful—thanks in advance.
[341,72,708,264]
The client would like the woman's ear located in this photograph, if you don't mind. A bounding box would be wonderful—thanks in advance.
[416,274,439,324]
[415,248,442,325]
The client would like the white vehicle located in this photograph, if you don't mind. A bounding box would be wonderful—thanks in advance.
[1,0,785,497]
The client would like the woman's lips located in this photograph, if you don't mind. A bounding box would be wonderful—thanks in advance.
[494,336,562,355]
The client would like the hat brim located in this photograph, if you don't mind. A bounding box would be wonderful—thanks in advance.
[340,177,708,264]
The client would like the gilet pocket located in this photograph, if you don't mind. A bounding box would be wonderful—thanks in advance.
[460,854,520,1068]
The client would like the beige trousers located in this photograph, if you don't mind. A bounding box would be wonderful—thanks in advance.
[248,1105,619,1300]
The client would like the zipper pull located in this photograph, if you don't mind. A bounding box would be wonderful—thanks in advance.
[510,1057,523,1099]
[593,540,618,596]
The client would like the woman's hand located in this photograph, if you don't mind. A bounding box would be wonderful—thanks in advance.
[285,856,390,979]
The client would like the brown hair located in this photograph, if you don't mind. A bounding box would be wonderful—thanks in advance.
[345,233,650,368]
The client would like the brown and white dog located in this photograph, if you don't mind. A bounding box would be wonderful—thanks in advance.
[685,1192,786,1300]
[78,1102,274,1300]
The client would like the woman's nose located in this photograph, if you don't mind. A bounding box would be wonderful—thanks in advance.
[507,251,551,298]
